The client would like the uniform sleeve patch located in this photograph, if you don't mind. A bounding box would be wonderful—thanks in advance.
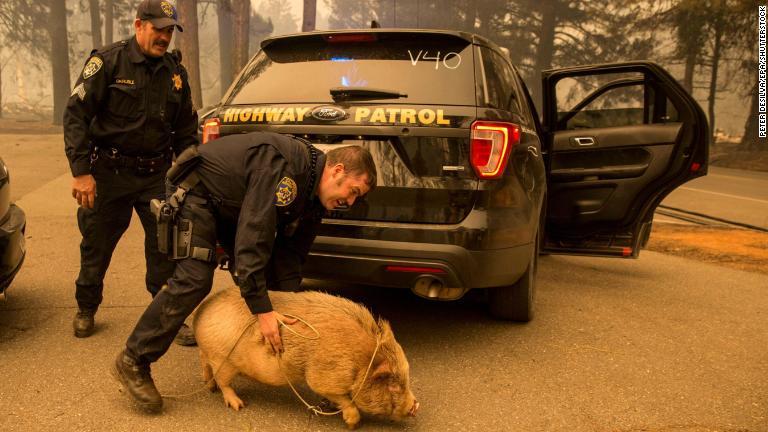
[172,73,182,91]
[82,56,103,79]
[71,83,86,101]
[275,177,297,206]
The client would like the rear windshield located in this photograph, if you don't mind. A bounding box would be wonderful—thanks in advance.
[226,33,476,106]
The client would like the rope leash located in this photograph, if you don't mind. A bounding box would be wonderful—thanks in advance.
[164,313,382,418]
[278,333,382,416]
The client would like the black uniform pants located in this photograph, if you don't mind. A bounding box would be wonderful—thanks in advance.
[75,162,175,311]
[125,194,219,364]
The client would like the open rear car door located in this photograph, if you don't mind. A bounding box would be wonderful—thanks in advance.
[541,62,709,257]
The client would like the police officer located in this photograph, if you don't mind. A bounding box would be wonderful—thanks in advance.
[113,132,377,412]
[63,0,198,344]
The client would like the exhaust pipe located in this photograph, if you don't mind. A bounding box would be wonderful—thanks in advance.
[411,276,465,300]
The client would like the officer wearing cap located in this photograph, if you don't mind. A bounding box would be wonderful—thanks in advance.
[64,0,198,344]
[112,132,377,412]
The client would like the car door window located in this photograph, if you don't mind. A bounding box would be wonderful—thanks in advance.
[553,72,682,131]
[555,72,648,130]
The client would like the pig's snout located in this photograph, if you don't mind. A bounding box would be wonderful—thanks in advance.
[408,400,419,417]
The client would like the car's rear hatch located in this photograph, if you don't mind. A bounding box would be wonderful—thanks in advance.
[215,31,480,224]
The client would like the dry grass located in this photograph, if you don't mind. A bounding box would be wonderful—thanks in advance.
[647,223,768,275]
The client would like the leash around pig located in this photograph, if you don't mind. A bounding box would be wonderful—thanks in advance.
[163,313,382,417]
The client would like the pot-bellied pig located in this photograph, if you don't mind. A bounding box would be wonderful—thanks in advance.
[193,288,419,429]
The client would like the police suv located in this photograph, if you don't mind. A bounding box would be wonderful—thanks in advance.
[200,29,709,321]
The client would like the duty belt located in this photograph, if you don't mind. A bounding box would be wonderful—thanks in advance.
[93,147,171,173]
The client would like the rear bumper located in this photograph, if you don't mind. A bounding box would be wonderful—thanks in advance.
[0,204,26,294]
[304,235,532,296]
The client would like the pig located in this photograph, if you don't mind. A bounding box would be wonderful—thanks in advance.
[192,287,419,429]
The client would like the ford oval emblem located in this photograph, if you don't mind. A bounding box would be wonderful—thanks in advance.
[310,106,347,122]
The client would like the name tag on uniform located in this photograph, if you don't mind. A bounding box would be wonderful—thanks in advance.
[115,78,135,87]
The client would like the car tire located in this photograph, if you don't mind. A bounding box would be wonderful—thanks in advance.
[488,227,539,322]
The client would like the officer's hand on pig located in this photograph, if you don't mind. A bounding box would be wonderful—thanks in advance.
[257,311,297,353]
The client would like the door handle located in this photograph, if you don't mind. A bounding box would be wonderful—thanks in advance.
[572,136,596,146]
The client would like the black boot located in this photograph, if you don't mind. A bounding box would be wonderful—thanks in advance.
[112,350,163,413]
[73,308,95,338]
[174,323,197,346]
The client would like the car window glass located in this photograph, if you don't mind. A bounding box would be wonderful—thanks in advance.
[479,47,520,112]
[227,34,475,106]
[555,72,647,130]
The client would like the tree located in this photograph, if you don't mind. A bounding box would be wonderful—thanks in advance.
[218,0,235,95]
[666,0,708,93]
[667,0,757,145]
[510,0,659,106]
[740,81,760,150]
[232,0,250,75]
[0,51,6,119]
[704,0,727,143]
[105,0,113,44]
[728,1,764,150]
[89,0,103,48]
[258,0,298,35]
[302,0,316,31]
[249,12,274,57]
[0,0,71,124]
[49,0,70,125]
[177,0,203,109]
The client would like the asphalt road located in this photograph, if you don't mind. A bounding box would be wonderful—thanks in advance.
[0,134,766,431]
[658,167,768,229]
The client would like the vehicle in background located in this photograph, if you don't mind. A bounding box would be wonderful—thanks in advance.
[0,157,27,301]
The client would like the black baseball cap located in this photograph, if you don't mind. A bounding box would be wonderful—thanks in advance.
[136,0,184,32]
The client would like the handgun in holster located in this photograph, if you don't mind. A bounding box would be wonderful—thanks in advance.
[150,145,202,260]
[150,198,175,255]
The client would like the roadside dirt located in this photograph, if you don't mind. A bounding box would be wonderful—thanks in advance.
[648,138,768,275]
[0,118,63,135]
[647,223,768,275]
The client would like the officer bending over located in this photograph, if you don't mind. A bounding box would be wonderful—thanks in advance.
[63,0,198,344]
[113,132,377,412]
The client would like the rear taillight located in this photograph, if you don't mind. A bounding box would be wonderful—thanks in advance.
[470,121,520,179]
[202,117,221,144]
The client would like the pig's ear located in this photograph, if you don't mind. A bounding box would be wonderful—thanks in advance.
[371,360,392,381]
[372,361,403,393]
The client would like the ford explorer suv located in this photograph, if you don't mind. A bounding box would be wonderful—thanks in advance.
[199,29,709,321]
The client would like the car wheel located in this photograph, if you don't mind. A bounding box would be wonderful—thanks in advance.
[488,227,539,322]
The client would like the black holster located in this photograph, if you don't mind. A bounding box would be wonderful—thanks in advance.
[150,198,175,255]
[150,145,207,261]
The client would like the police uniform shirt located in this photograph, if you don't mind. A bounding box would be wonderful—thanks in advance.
[196,132,326,314]
[63,36,198,177]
